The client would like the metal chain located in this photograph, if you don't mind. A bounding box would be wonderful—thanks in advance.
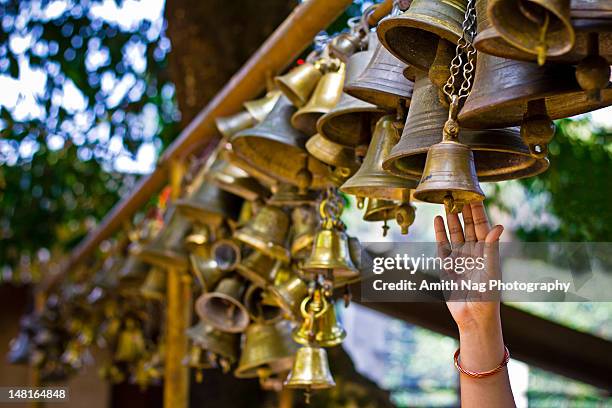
[442,0,477,103]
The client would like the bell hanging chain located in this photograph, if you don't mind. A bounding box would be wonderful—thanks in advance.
[442,0,477,106]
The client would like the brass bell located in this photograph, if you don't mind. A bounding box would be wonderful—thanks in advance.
[268,275,309,319]
[329,31,366,62]
[139,267,166,301]
[196,277,250,333]
[221,143,279,190]
[290,206,318,259]
[267,183,320,208]
[244,90,282,122]
[305,134,360,173]
[344,40,414,111]
[186,228,228,292]
[215,110,257,138]
[317,46,385,147]
[136,208,191,270]
[186,319,239,368]
[363,198,397,237]
[114,319,146,363]
[235,250,276,288]
[377,0,467,71]
[207,157,269,202]
[284,345,335,390]
[341,115,417,202]
[244,284,283,323]
[186,343,214,378]
[231,96,330,190]
[234,320,297,379]
[211,238,241,272]
[383,71,549,179]
[176,178,242,228]
[292,289,346,347]
[275,62,324,107]
[233,205,290,262]
[291,64,346,135]
[488,0,574,65]
[413,125,485,214]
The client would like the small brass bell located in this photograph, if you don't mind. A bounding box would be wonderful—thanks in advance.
[244,284,283,323]
[292,64,346,135]
[341,115,417,202]
[267,183,320,208]
[317,44,385,147]
[186,227,228,292]
[186,343,214,379]
[329,31,366,62]
[284,345,335,391]
[233,205,290,263]
[377,0,467,71]
[344,41,414,111]
[215,110,257,138]
[139,267,166,301]
[211,238,241,272]
[186,319,239,368]
[176,178,242,228]
[413,101,485,214]
[363,198,397,237]
[275,62,324,107]
[488,0,574,65]
[303,225,359,280]
[268,275,309,319]
[383,71,549,179]
[290,206,318,260]
[231,96,330,190]
[234,320,297,379]
[136,208,191,270]
[114,319,146,363]
[207,157,269,202]
[293,289,346,347]
[235,250,276,288]
[244,90,282,122]
[196,277,250,333]
[305,134,360,173]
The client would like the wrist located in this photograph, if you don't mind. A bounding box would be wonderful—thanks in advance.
[457,318,505,372]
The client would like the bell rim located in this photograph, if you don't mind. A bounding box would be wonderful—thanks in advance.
[316,101,385,147]
[243,91,282,122]
[291,110,326,136]
[344,81,412,111]
[210,239,242,272]
[283,378,336,390]
[196,293,250,334]
[340,178,415,201]
[305,134,360,170]
[363,207,397,222]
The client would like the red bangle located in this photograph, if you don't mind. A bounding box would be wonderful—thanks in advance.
[454,345,510,378]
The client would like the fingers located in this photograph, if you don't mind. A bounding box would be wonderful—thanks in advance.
[485,225,504,280]
[462,204,476,242]
[485,225,504,244]
[470,201,490,241]
[434,215,451,258]
[445,208,465,245]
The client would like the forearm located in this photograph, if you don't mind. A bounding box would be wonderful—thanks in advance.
[457,317,516,408]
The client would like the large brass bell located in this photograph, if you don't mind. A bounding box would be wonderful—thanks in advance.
[207,158,269,202]
[136,208,191,270]
[413,101,485,214]
[235,250,277,288]
[275,62,324,107]
[215,111,257,138]
[186,319,239,369]
[175,180,242,229]
[293,289,346,348]
[383,71,549,180]
[488,0,575,65]
[290,206,318,259]
[139,267,166,301]
[234,320,297,379]
[284,345,335,394]
[243,90,282,122]
[231,96,329,190]
[268,275,309,319]
[114,319,146,363]
[317,40,385,147]
[196,277,250,333]
[267,183,320,208]
[305,134,360,173]
[341,115,417,202]
[292,64,346,135]
[344,41,414,111]
[377,0,467,71]
[233,205,290,263]
[363,198,397,237]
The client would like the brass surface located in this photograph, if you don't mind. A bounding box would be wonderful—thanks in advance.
[290,206,318,259]
[292,64,346,135]
[196,277,249,333]
[244,284,283,323]
[231,96,330,189]
[363,198,397,222]
[329,32,365,62]
[383,72,550,181]
[292,292,346,347]
[268,275,309,319]
[136,209,191,271]
[341,115,417,201]
[207,158,269,202]
[305,134,359,171]
[267,183,320,208]
[233,205,291,262]
[284,346,335,390]
[175,180,242,228]
[115,319,146,362]
[275,62,323,107]
[211,238,242,272]
[139,268,166,301]
[244,91,282,122]
[345,41,414,110]
[186,320,239,364]
[377,0,467,71]
[235,250,277,288]
[215,111,257,138]
[302,228,359,279]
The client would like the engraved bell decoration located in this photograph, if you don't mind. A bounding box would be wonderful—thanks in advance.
[195,277,250,333]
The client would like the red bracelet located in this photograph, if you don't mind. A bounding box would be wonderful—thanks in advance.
[454,345,510,378]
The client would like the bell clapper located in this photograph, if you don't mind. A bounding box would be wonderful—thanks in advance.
[444,193,463,215]
[576,33,611,103]
[296,154,314,195]
[395,201,416,234]
[195,369,203,383]
[304,386,312,404]
[521,99,555,159]
[535,12,550,66]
